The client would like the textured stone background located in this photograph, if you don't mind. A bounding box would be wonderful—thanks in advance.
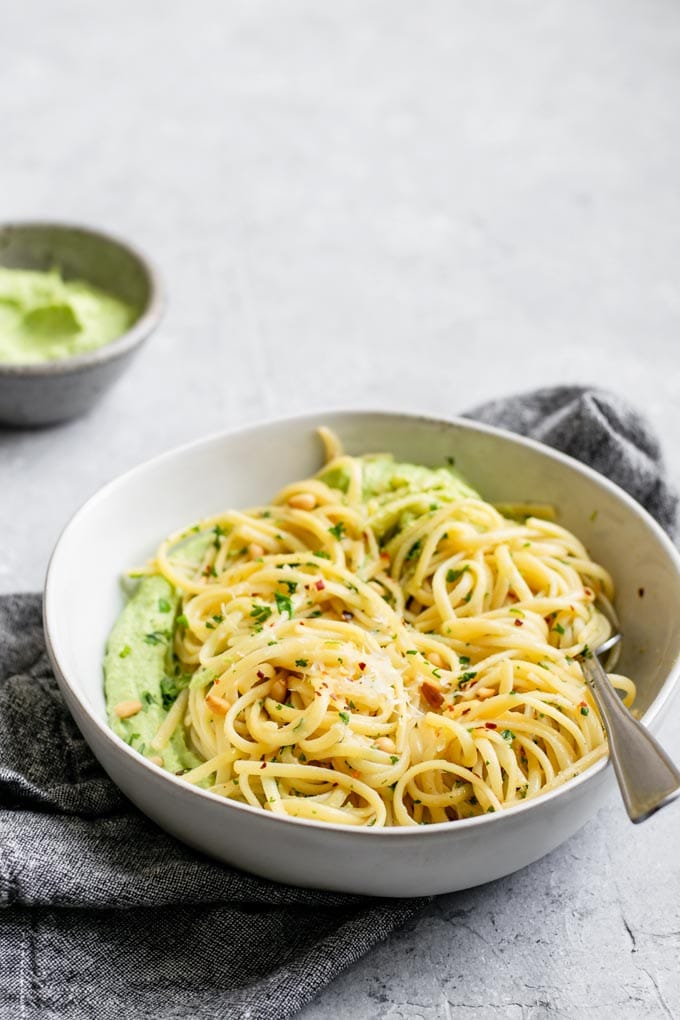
[1,1,679,1016]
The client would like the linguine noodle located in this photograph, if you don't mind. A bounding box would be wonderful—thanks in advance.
[128,432,634,827]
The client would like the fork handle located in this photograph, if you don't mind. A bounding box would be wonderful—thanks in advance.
[581,655,680,823]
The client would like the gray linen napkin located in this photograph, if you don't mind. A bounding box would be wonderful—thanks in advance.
[0,386,676,1020]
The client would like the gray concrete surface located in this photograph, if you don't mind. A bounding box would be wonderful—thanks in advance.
[2,1,679,1016]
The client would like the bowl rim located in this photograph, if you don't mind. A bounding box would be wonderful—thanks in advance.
[0,219,164,377]
[44,408,680,839]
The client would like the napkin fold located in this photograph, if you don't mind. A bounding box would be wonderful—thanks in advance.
[0,386,676,1020]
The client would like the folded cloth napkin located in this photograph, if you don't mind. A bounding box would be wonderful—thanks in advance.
[0,386,676,1020]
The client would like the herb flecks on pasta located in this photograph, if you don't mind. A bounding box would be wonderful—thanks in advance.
[108,433,634,827]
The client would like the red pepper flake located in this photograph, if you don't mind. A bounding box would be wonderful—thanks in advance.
[358,661,366,671]
[578,700,587,708]
[485,722,497,730]
[260,761,267,770]
[584,588,593,599]
[256,670,265,681]
[461,707,471,715]
[638,587,645,598]
[514,619,524,627]
[315,579,325,591]
[380,551,391,562]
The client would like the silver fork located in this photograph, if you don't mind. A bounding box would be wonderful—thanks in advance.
[578,596,680,823]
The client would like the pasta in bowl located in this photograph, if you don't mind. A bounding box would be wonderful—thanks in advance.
[45,412,680,894]
[105,431,634,828]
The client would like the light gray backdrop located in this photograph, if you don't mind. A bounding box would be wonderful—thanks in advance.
[2,2,679,1017]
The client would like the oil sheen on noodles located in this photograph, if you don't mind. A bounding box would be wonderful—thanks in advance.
[145,430,634,827]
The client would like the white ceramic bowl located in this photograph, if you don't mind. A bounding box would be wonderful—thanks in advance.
[44,412,680,896]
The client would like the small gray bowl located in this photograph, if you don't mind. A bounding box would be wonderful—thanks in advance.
[0,222,163,426]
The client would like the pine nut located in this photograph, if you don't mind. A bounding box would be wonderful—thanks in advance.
[288,492,316,510]
[248,542,265,559]
[421,681,445,709]
[269,675,288,703]
[149,756,164,767]
[428,651,445,669]
[114,699,143,719]
[206,691,231,715]
[374,736,397,754]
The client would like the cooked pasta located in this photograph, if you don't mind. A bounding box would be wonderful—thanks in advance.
[106,431,634,827]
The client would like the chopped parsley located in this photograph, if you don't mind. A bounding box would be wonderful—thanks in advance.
[314,550,331,559]
[501,729,516,742]
[212,524,227,547]
[580,705,590,716]
[295,658,309,668]
[143,630,169,646]
[328,522,345,540]
[274,592,293,618]
[158,598,172,613]
[406,539,422,562]
[141,691,156,707]
[119,645,132,659]
[250,604,272,625]
[175,614,189,629]
[553,622,565,635]
[338,711,350,724]
[280,580,298,594]
[446,565,469,583]
[160,674,190,709]
[459,671,477,685]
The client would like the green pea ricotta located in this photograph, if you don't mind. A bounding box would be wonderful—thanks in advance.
[104,574,200,773]
[320,454,479,541]
[0,266,136,364]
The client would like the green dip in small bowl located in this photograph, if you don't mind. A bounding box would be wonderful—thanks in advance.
[0,222,163,426]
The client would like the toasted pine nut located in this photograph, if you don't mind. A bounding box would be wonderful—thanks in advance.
[421,681,445,709]
[288,492,316,510]
[149,755,164,767]
[114,699,143,719]
[269,675,288,703]
[248,542,265,559]
[428,651,444,669]
[206,691,231,715]
[374,736,397,754]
